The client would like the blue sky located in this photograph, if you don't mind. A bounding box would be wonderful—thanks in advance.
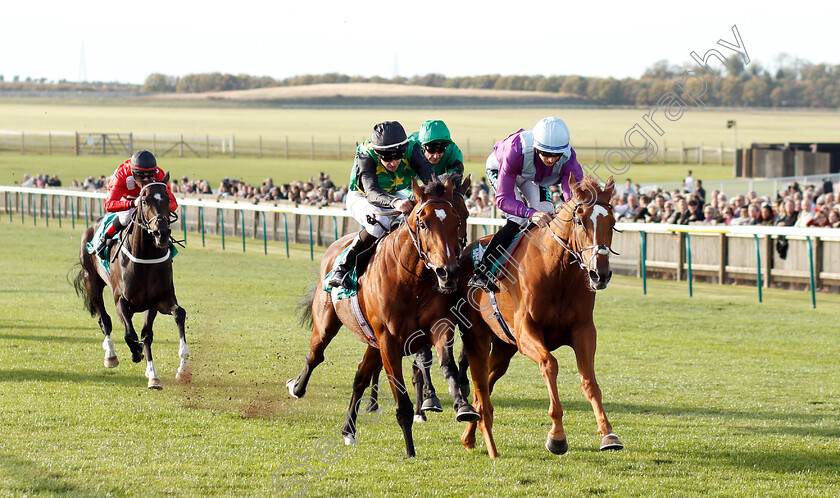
[2,0,835,85]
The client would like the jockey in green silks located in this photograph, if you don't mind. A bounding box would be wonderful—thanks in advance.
[326,121,434,289]
[408,119,465,178]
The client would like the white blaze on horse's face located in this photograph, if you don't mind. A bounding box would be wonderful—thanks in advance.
[590,204,609,247]
[154,193,163,202]
[435,209,446,222]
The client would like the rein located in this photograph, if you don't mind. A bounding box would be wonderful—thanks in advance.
[549,199,620,273]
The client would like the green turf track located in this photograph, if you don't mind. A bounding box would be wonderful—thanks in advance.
[1,220,838,496]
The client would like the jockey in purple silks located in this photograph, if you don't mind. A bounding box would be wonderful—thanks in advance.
[468,116,583,292]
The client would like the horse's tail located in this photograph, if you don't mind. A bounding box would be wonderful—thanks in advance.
[297,277,318,330]
[70,263,96,316]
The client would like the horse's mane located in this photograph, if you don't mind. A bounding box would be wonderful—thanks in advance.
[421,172,460,198]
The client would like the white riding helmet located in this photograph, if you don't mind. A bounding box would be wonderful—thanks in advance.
[533,117,571,155]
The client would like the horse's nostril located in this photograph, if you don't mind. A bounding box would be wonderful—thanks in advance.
[436,268,447,279]
[589,270,599,282]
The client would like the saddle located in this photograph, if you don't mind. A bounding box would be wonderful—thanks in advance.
[322,237,382,300]
[469,230,527,284]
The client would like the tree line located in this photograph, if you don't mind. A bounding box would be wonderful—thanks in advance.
[3,55,838,108]
[139,56,840,108]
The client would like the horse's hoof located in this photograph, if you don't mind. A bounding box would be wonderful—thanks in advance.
[545,436,568,455]
[421,396,443,412]
[343,434,357,446]
[455,405,480,423]
[600,433,624,451]
[413,414,426,423]
[365,401,378,413]
[104,356,119,368]
[176,366,192,384]
[147,378,163,390]
[286,378,300,398]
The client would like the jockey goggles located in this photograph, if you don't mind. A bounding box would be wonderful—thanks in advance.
[423,143,448,154]
[378,150,404,162]
[132,168,156,181]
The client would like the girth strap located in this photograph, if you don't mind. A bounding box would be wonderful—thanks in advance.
[488,291,516,343]
[350,294,379,348]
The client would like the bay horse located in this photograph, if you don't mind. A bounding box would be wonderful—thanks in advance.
[457,175,623,458]
[73,175,190,390]
[287,177,478,458]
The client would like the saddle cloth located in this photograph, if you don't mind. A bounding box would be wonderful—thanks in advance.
[85,213,177,274]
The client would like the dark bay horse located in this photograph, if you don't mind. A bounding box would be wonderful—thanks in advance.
[287,177,477,458]
[457,175,623,458]
[73,176,190,389]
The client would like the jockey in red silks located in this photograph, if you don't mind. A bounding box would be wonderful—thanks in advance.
[91,150,178,257]
[468,117,583,292]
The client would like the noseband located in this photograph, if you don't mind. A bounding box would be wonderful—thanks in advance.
[549,199,620,273]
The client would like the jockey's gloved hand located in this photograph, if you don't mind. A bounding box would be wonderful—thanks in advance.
[529,211,554,227]
[393,199,414,214]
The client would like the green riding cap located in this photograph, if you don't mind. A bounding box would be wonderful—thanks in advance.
[418,120,452,145]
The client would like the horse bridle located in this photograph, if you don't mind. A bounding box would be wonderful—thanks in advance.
[114,182,178,265]
[405,199,458,271]
[375,199,458,275]
[132,182,177,235]
[549,199,620,273]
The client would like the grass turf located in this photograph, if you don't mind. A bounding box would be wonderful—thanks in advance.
[1,219,838,496]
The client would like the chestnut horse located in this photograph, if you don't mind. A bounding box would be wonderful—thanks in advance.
[73,177,190,389]
[457,175,623,458]
[287,177,477,458]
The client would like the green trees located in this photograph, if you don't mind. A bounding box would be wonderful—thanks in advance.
[126,57,840,108]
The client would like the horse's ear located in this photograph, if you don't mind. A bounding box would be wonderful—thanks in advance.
[163,172,170,184]
[458,173,473,196]
[443,176,456,199]
[567,172,579,200]
[604,176,615,194]
[411,178,424,202]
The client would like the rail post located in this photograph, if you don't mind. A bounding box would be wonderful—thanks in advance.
[283,213,290,258]
[686,232,693,297]
[263,212,268,255]
[181,205,187,244]
[241,209,246,253]
[220,208,225,251]
[308,215,314,261]
[640,231,648,295]
[807,236,816,309]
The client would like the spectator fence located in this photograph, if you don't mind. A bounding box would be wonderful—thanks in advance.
[0,130,737,164]
[3,186,839,305]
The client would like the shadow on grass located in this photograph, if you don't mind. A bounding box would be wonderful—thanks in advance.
[0,331,93,344]
[0,452,100,496]
[490,396,840,439]
[0,368,143,386]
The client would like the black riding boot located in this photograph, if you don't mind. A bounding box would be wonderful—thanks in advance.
[93,219,124,258]
[326,230,375,288]
[468,220,523,292]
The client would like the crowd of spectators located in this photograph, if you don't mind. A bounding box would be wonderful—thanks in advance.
[19,173,63,188]
[609,174,840,229]
[15,169,840,228]
[212,172,347,207]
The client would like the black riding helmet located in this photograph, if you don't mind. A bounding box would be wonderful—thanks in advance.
[130,150,157,180]
[370,121,409,152]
